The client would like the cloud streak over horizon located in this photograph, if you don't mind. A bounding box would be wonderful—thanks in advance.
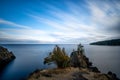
[0,0,120,44]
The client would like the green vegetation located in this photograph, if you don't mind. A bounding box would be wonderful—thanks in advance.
[77,44,84,54]
[90,39,120,46]
[44,45,70,68]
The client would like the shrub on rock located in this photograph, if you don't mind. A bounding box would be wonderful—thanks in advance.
[44,45,70,68]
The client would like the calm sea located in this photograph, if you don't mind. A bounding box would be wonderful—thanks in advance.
[0,44,120,80]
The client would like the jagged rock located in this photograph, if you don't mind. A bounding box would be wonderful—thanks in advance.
[70,44,92,68]
[93,73,120,80]
[27,67,120,80]
[89,67,100,73]
[70,51,87,68]
[0,46,16,70]
[107,71,120,80]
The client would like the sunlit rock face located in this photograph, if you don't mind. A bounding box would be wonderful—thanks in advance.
[0,46,15,69]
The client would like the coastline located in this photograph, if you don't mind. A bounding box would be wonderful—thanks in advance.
[26,45,120,80]
[27,67,119,80]
[0,46,16,70]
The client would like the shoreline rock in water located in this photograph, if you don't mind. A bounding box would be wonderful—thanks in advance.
[0,46,16,70]
[27,44,119,80]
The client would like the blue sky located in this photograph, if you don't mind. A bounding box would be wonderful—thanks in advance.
[0,0,120,44]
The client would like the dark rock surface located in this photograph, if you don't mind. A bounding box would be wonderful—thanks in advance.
[107,71,120,80]
[0,46,15,70]
[70,44,92,68]
[89,66,100,73]
[69,44,119,80]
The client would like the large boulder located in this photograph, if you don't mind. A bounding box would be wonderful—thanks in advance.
[0,46,15,69]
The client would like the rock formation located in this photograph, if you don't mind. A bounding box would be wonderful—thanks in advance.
[0,46,15,70]
[70,44,92,68]
[27,67,120,80]
[27,44,120,80]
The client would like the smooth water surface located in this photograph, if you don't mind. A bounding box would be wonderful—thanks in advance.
[0,44,120,80]
[84,45,120,77]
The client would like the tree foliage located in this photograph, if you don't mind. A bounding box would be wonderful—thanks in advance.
[77,44,84,54]
[44,45,70,68]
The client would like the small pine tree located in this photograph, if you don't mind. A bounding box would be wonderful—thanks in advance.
[77,44,84,54]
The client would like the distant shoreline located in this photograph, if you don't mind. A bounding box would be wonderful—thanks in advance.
[90,39,120,46]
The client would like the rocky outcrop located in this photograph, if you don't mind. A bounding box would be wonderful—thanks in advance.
[27,44,120,80]
[27,68,88,80]
[70,44,92,68]
[27,67,120,80]
[70,44,101,73]
[70,51,92,68]
[0,46,15,70]
[88,66,100,73]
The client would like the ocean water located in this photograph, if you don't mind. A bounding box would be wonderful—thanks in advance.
[0,44,120,80]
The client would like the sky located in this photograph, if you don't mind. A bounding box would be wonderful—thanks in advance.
[0,0,120,44]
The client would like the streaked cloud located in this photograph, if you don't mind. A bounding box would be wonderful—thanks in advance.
[0,19,31,29]
[0,0,120,44]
